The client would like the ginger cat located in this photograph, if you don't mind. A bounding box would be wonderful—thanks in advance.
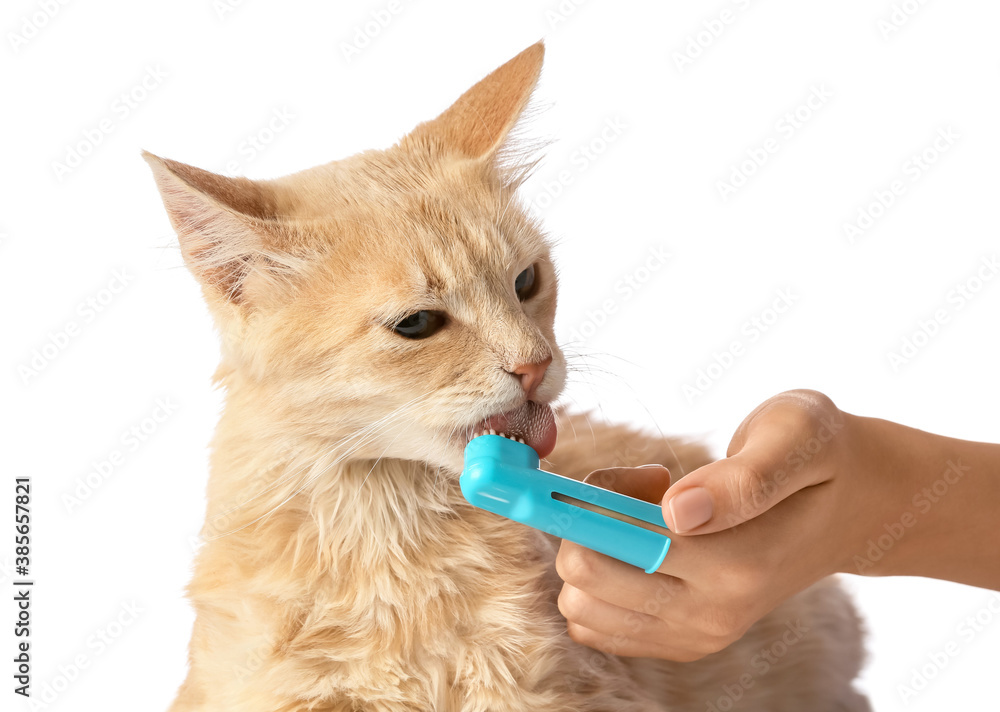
[145,42,868,711]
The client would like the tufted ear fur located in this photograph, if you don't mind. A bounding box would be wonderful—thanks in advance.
[143,151,300,307]
[405,41,545,167]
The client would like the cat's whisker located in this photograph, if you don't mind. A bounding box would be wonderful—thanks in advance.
[560,346,634,390]
[204,392,435,537]
[496,187,519,226]
[205,427,404,542]
[348,421,415,507]
[562,361,621,382]
[561,348,698,478]
[259,392,436,513]
[286,393,433,487]
[555,394,600,452]
[206,413,394,523]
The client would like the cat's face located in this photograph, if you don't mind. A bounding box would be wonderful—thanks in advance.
[251,155,568,475]
[145,43,565,475]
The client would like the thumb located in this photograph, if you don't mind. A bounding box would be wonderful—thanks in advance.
[660,424,822,535]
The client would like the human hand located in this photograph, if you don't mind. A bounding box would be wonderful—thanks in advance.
[555,389,892,661]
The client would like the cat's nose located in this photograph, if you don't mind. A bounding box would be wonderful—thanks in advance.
[509,356,551,400]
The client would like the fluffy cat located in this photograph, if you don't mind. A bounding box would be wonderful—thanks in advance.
[145,42,868,711]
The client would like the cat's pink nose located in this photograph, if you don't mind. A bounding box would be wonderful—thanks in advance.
[510,357,551,400]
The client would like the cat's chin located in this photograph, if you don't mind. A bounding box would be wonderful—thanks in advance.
[467,400,557,459]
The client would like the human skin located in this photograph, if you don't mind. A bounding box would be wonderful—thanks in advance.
[555,389,1000,661]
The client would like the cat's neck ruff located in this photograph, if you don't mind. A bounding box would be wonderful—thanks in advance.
[202,410,536,575]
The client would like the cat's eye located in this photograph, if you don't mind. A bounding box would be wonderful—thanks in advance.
[514,264,538,301]
[392,310,445,340]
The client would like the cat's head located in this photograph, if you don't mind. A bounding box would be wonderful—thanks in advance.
[145,42,565,475]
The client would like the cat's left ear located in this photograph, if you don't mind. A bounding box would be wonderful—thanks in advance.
[405,41,544,163]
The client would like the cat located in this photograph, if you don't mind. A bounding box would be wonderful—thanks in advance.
[145,42,869,711]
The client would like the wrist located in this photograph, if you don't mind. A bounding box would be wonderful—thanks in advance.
[838,414,1000,589]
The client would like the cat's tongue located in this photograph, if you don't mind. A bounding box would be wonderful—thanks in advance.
[478,401,557,459]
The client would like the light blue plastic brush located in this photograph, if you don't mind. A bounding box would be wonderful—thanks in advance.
[461,434,672,573]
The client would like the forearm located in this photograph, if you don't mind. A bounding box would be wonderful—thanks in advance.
[841,413,1000,589]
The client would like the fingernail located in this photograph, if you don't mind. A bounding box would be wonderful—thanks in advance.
[667,488,713,533]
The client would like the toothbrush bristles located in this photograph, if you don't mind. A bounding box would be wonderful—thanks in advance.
[470,429,526,445]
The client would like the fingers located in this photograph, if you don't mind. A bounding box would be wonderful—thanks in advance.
[556,546,690,660]
[556,540,686,613]
[658,445,804,536]
[727,389,841,457]
[558,584,660,640]
[583,465,672,503]
[574,467,704,577]
[563,622,724,662]
[660,395,844,535]
[555,543,750,662]
[563,621,668,659]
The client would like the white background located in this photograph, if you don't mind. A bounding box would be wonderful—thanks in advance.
[2,0,999,710]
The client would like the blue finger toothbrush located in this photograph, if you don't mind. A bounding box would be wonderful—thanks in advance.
[461,434,672,573]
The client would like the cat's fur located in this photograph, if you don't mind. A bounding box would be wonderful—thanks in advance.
[146,43,868,711]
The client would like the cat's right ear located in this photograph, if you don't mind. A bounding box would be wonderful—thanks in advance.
[405,41,545,164]
[143,151,292,306]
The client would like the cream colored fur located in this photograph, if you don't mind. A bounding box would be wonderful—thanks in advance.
[145,43,869,711]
